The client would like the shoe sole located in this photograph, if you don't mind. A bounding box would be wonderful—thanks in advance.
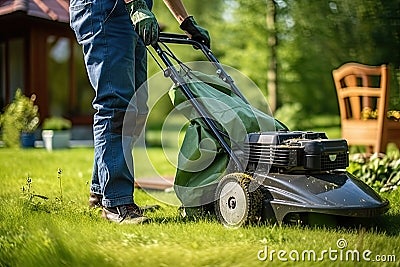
[101,210,149,224]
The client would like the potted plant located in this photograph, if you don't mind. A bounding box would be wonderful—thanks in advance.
[41,116,72,151]
[0,89,40,148]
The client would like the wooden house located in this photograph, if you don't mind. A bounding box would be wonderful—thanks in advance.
[0,0,93,132]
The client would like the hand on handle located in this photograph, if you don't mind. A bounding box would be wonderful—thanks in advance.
[180,16,210,48]
[126,0,159,46]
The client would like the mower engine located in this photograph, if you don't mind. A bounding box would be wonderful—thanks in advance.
[216,131,389,228]
[244,131,349,173]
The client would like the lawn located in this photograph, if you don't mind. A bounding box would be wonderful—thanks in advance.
[0,147,399,267]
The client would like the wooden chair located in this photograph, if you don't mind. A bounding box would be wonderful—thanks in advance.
[332,62,400,153]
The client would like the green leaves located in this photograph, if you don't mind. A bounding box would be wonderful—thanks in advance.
[42,117,71,131]
[349,151,400,192]
[0,89,40,147]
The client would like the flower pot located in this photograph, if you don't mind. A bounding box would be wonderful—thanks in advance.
[20,132,35,148]
[42,130,71,151]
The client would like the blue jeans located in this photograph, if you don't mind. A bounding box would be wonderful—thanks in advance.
[70,0,150,207]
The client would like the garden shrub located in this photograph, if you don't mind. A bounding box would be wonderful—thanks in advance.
[274,102,304,130]
[0,89,39,147]
[348,151,400,192]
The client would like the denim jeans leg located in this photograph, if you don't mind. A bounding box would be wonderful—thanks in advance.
[90,158,101,195]
[70,0,147,207]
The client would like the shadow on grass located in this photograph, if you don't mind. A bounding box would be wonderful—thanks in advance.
[145,204,398,235]
[279,212,400,236]
[148,205,400,236]
[336,213,400,236]
[141,188,400,234]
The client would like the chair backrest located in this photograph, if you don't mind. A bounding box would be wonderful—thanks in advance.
[332,63,392,152]
[333,63,389,124]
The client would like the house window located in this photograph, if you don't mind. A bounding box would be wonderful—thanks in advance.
[72,42,94,117]
[47,35,94,122]
[47,35,70,116]
[0,38,25,111]
[8,38,25,103]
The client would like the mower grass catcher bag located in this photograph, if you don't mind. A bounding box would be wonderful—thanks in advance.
[169,69,282,208]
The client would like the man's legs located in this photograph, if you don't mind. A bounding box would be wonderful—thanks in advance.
[70,0,148,211]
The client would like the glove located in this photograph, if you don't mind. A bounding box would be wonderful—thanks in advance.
[180,16,210,48]
[126,0,159,46]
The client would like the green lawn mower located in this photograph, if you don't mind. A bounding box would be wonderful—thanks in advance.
[150,33,389,228]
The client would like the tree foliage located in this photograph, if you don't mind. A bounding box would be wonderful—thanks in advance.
[148,0,400,120]
[216,0,400,115]
[281,0,400,114]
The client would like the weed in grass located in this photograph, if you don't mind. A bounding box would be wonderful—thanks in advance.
[19,169,69,215]
[57,168,63,202]
[20,178,55,216]
[21,176,48,203]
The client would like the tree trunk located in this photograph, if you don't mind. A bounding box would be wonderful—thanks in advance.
[266,0,277,113]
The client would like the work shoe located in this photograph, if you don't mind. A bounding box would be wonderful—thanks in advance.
[89,193,161,212]
[102,204,148,224]
[89,193,103,208]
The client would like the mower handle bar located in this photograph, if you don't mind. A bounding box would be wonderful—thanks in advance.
[151,33,246,171]
[155,33,249,104]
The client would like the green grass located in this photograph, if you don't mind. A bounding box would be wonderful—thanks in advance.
[0,148,400,267]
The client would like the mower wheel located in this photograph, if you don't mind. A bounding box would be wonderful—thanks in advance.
[214,173,264,227]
